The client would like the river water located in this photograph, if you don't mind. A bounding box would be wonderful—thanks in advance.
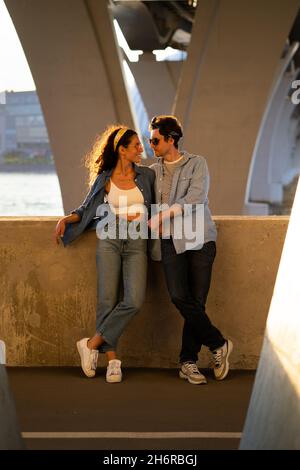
[0,169,64,216]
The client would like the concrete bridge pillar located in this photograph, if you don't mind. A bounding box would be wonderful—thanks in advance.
[240,179,300,449]
[5,0,134,214]
[129,52,182,119]
[173,0,299,214]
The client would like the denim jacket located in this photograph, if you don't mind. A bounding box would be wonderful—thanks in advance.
[62,164,155,246]
[149,151,217,260]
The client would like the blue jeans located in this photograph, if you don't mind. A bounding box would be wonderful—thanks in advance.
[95,233,147,352]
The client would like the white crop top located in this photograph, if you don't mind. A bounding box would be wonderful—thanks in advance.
[106,180,146,218]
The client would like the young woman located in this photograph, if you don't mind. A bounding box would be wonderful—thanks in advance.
[54,125,155,383]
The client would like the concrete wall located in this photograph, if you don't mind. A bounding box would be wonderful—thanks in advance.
[0,217,288,368]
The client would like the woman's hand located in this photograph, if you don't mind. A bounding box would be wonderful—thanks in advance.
[54,213,81,245]
[54,217,68,245]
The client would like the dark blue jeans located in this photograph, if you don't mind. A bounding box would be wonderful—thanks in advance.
[161,238,225,363]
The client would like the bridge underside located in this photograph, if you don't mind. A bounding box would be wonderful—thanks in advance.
[5,0,299,214]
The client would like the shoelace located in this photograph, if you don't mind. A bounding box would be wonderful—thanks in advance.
[108,363,121,376]
[90,350,98,370]
[212,349,223,368]
[185,363,201,375]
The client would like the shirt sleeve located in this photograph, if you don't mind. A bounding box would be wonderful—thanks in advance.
[70,175,101,220]
[172,157,209,215]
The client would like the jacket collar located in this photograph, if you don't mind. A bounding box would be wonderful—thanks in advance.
[157,150,193,168]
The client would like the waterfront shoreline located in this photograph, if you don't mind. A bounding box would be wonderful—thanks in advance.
[0,163,56,173]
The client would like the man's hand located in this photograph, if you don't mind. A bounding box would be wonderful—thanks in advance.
[147,212,162,233]
[148,205,183,237]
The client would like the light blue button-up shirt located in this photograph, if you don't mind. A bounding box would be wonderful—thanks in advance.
[149,151,217,260]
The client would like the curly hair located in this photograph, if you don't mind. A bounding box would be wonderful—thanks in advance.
[84,125,137,187]
[149,115,183,149]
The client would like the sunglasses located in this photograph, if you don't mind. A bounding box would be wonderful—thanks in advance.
[149,137,160,146]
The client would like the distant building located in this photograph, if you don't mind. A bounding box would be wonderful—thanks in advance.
[0,90,52,162]
[0,104,5,161]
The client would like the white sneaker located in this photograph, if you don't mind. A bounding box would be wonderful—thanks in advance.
[106,359,122,383]
[212,339,233,380]
[76,338,98,378]
[179,362,207,385]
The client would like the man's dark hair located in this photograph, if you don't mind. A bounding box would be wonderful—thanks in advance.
[149,115,183,148]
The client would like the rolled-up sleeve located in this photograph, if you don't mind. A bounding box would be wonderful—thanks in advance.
[71,207,84,219]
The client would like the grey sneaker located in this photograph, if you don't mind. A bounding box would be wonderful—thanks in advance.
[212,339,233,380]
[76,338,98,378]
[106,359,122,383]
[179,362,207,385]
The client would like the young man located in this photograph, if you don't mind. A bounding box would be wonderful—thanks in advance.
[148,115,233,385]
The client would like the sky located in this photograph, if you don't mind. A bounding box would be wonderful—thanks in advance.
[0,0,35,97]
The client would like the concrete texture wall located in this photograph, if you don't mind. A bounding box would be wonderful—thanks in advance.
[174,0,300,214]
[0,217,288,368]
